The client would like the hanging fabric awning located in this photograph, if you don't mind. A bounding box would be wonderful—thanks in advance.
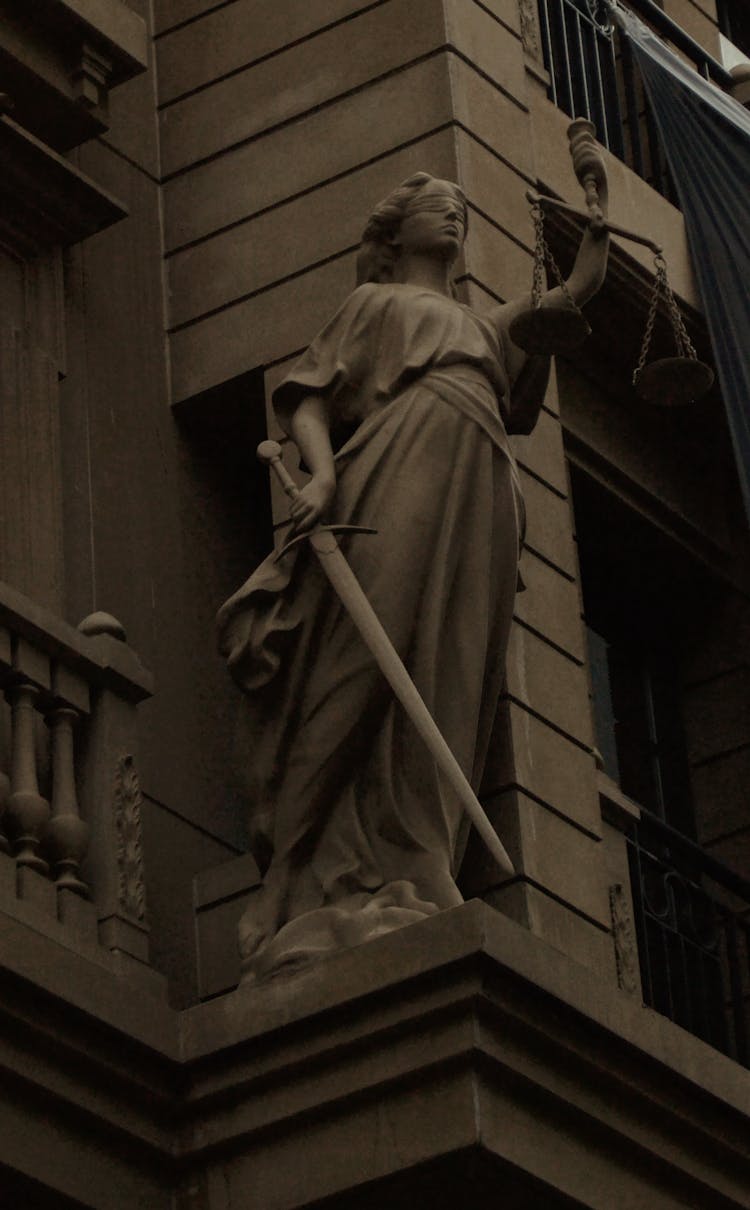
[613,2,750,523]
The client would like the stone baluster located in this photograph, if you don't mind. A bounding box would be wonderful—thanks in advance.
[44,706,89,896]
[4,681,50,872]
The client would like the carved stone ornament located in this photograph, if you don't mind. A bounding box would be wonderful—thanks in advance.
[519,0,541,59]
[114,754,147,922]
[609,883,640,996]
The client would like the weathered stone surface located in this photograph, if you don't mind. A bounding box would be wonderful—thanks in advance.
[662,0,721,57]
[160,0,450,178]
[462,205,534,302]
[455,128,534,250]
[514,550,587,662]
[511,406,569,496]
[171,251,357,403]
[449,52,534,177]
[505,623,592,746]
[162,54,454,251]
[482,876,616,975]
[157,0,379,104]
[154,0,214,35]
[475,787,609,925]
[2,895,750,1209]
[168,135,461,329]
[517,466,578,574]
[481,699,601,834]
[445,0,527,105]
[194,853,261,1000]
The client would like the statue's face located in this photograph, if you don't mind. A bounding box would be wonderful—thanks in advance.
[394,178,466,263]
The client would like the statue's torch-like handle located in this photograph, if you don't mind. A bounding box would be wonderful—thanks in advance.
[257,439,516,877]
[567,118,606,232]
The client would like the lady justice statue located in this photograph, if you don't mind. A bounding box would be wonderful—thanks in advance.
[218,123,610,985]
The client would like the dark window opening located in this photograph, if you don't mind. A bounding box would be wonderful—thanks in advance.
[174,367,273,599]
[718,0,750,58]
[571,466,698,837]
[572,465,750,1065]
[173,367,272,849]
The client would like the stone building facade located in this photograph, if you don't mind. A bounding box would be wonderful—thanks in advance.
[0,0,748,1205]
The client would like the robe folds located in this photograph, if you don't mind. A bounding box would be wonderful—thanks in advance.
[217,282,531,983]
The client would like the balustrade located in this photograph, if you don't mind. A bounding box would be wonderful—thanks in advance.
[601,775,750,1069]
[537,0,733,203]
[0,582,153,967]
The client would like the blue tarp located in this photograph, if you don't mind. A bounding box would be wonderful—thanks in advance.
[614,3,750,523]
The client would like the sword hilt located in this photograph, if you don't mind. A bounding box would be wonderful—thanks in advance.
[257,439,300,499]
[258,440,377,558]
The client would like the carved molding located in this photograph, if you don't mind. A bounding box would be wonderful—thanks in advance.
[114,754,147,922]
[609,883,640,996]
[72,41,113,111]
[0,114,127,255]
[519,0,542,60]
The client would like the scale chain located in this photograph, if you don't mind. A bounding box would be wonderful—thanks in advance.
[633,253,697,385]
[531,202,576,311]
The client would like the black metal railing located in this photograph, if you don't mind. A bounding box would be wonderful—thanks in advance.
[537,0,733,202]
[625,809,750,1066]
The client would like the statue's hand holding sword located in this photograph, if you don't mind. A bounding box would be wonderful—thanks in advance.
[258,439,515,878]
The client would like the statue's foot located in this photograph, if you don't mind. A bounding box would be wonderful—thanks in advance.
[237,864,288,972]
[238,880,447,987]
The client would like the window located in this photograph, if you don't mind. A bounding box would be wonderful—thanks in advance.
[571,465,750,1064]
[572,467,697,836]
[587,625,694,834]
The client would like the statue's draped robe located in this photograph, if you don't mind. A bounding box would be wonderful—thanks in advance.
[218,283,532,983]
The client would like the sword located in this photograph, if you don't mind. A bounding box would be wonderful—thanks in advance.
[258,440,515,877]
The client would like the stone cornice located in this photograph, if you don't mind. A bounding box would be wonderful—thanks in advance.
[0,0,148,155]
[13,0,148,86]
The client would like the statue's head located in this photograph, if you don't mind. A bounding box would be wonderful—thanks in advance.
[357,172,468,285]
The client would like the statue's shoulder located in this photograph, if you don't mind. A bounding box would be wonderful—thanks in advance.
[346,281,397,307]
[326,281,400,331]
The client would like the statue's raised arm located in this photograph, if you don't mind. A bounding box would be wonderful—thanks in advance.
[491,120,610,434]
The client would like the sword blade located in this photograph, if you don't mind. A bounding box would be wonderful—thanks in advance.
[309,528,515,876]
[256,440,514,877]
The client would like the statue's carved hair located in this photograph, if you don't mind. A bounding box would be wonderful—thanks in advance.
[356,172,468,286]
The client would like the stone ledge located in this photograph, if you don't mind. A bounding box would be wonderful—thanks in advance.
[0,902,176,1056]
[175,901,749,1207]
[0,900,748,1208]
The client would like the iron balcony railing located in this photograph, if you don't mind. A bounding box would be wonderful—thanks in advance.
[625,808,750,1067]
[537,0,733,202]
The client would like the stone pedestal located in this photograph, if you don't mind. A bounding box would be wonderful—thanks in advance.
[178,901,750,1210]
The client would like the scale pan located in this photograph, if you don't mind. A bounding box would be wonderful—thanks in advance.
[634,357,714,406]
[508,305,592,355]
